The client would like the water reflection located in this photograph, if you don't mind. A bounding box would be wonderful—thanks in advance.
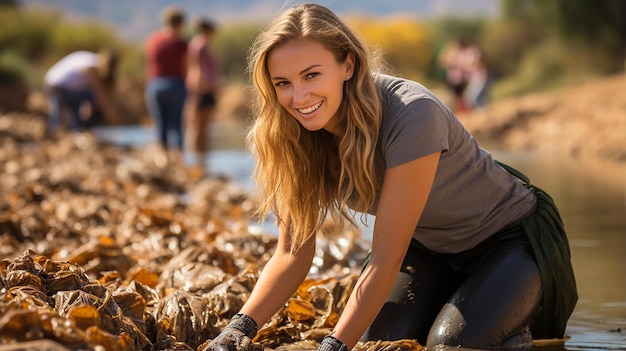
[93,125,626,350]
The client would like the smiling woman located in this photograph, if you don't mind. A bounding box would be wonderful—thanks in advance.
[267,38,354,134]
[204,3,577,351]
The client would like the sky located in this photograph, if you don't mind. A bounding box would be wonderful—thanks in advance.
[22,0,500,42]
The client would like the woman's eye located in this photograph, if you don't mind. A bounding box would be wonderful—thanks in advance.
[275,80,289,87]
[305,72,320,79]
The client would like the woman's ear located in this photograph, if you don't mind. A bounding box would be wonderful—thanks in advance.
[345,52,355,79]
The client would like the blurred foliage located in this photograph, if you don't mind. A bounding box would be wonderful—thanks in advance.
[212,23,263,83]
[481,18,541,79]
[489,0,625,96]
[0,0,624,112]
[0,5,133,88]
[0,50,32,85]
[531,0,626,74]
[349,17,432,81]
[0,7,58,62]
[48,22,120,61]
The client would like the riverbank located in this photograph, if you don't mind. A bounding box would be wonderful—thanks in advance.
[460,73,626,163]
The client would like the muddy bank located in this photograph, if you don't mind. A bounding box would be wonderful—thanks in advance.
[461,73,626,163]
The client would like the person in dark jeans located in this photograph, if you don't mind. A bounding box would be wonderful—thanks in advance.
[144,5,188,166]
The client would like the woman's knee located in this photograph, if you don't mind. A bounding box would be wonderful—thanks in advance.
[426,251,542,349]
[425,302,479,348]
[363,250,461,344]
[425,307,499,349]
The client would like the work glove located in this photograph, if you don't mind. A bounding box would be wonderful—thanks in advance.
[205,313,259,351]
[317,335,349,351]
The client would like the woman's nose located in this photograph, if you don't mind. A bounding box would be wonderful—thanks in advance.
[292,83,310,104]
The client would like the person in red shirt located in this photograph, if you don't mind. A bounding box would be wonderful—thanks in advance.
[144,5,188,166]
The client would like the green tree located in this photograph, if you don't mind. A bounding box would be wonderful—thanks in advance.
[537,0,625,73]
[213,23,262,82]
[0,0,19,7]
[502,0,625,73]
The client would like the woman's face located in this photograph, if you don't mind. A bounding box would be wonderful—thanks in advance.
[267,38,354,135]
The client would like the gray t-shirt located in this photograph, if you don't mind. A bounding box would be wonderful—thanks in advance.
[349,74,536,253]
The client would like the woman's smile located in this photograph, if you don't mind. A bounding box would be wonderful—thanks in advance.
[296,101,323,115]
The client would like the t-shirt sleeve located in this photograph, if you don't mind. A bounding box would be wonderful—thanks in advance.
[383,97,450,169]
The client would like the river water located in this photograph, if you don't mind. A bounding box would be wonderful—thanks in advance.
[93,122,626,351]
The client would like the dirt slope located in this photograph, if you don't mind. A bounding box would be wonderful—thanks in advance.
[461,74,626,163]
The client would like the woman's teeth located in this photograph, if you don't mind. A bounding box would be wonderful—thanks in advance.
[297,102,322,114]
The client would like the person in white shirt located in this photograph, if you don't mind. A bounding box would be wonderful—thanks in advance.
[44,49,119,135]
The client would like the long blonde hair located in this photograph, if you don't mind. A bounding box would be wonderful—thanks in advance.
[247,3,382,252]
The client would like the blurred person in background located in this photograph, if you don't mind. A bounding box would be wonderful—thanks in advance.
[437,37,489,113]
[461,41,491,111]
[44,49,119,136]
[185,17,220,178]
[144,5,188,166]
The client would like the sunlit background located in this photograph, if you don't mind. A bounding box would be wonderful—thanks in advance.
[1,1,624,350]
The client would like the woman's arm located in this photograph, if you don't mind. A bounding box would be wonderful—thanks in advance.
[186,41,204,94]
[239,218,317,328]
[330,151,441,349]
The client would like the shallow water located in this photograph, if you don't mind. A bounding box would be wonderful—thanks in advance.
[93,124,626,351]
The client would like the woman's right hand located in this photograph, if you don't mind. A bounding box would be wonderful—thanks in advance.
[203,313,261,351]
[204,328,255,351]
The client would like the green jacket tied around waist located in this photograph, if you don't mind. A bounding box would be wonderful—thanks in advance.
[496,160,578,339]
